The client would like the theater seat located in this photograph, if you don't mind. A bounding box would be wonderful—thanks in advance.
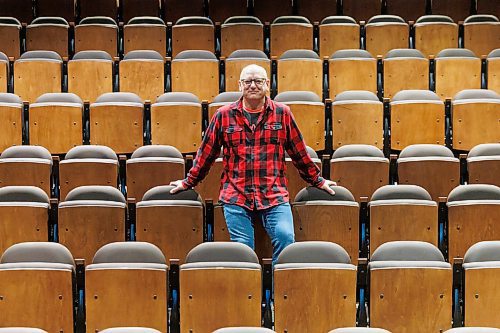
[14,50,62,103]
[292,186,359,260]
[463,15,500,57]
[397,144,460,201]
[0,186,50,254]
[330,144,389,201]
[365,15,409,57]
[369,241,452,332]
[0,17,21,59]
[59,145,119,200]
[270,16,313,58]
[180,242,261,332]
[277,49,323,98]
[285,146,322,200]
[85,242,168,332]
[151,92,202,153]
[126,145,185,201]
[383,49,428,99]
[221,16,264,57]
[447,184,500,260]
[369,185,438,256]
[467,143,500,186]
[29,93,83,154]
[74,16,118,57]
[487,49,500,93]
[0,145,52,196]
[451,89,500,151]
[0,242,75,332]
[136,185,204,263]
[26,17,69,57]
[124,16,167,56]
[319,16,360,59]
[171,16,215,57]
[462,241,500,327]
[58,185,126,264]
[332,90,383,149]
[274,242,357,332]
[414,15,458,58]
[0,93,23,151]
[389,90,445,150]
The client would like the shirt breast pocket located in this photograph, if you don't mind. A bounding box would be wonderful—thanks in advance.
[263,123,285,145]
[224,126,243,147]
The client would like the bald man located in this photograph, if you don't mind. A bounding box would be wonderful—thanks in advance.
[170,64,336,263]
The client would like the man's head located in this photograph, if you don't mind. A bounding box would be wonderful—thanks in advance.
[238,64,270,104]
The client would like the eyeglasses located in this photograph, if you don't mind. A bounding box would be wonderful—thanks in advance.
[240,78,266,87]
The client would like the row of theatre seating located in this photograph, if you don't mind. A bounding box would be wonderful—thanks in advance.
[0,0,498,24]
[0,87,498,156]
[0,239,499,332]
[0,14,498,60]
[0,144,499,261]
[1,47,500,103]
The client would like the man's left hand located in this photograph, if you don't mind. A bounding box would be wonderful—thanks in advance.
[320,180,337,195]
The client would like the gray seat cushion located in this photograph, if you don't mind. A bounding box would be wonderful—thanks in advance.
[227,49,268,60]
[19,50,62,61]
[35,93,83,104]
[436,48,477,58]
[95,92,142,104]
[367,15,405,24]
[294,186,355,202]
[385,48,425,59]
[447,184,500,202]
[276,241,351,264]
[468,143,500,158]
[274,91,322,103]
[453,89,500,101]
[464,14,499,24]
[65,145,117,160]
[65,185,126,203]
[332,145,385,159]
[334,90,379,102]
[0,186,49,203]
[79,16,117,26]
[391,90,441,102]
[464,241,500,263]
[272,16,311,25]
[174,50,217,60]
[321,16,357,25]
[123,50,163,61]
[0,145,52,160]
[279,49,320,60]
[92,242,166,264]
[415,15,454,24]
[185,242,259,264]
[1,242,74,266]
[371,241,445,262]
[0,93,22,104]
[72,50,113,61]
[127,16,165,25]
[213,92,243,104]
[370,185,432,201]
[331,49,373,59]
[175,16,213,26]
[399,144,454,158]
[223,16,262,25]
[142,185,201,202]
[131,145,183,159]
[155,92,200,104]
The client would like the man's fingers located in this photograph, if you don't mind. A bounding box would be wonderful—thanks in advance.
[326,186,336,195]
[169,186,180,194]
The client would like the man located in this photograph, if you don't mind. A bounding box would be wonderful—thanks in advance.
[170,64,336,263]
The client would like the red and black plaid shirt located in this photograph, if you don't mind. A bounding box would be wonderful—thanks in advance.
[183,97,325,210]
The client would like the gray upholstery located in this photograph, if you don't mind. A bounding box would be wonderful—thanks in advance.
[100,329,161,333]
[64,185,126,203]
[123,50,163,61]
[79,16,117,26]
[436,48,477,58]
[227,49,268,60]
[92,242,166,264]
[331,49,373,59]
[30,17,69,26]
[127,16,165,25]
[142,185,201,202]
[35,93,83,104]
[213,92,242,103]
[272,16,311,25]
[488,49,500,58]
[155,92,200,104]
[329,328,392,333]
[444,328,500,333]
[223,16,262,25]
[371,241,445,262]
[367,15,405,24]
[95,92,143,104]
[213,328,275,333]
[0,51,8,62]
[447,184,500,202]
[385,49,425,59]
[174,50,217,60]
[371,185,432,201]
[279,49,320,60]
[454,89,500,101]
[334,90,379,102]
[185,242,259,264]
[415,15,454,24]
[321,16,357,25]
[0,242,74,266]
[65,145,117,160]
[294,186,355,202]
[399,144,454,158]
[0,145,52,160]
[274,91,322,103]
[332,145,385,159]
[391,90,441,102]
[19,50,62,61]
[464,14,499,24]
[0,329,48,333]
[277,241,351,264]
[468,143,500,158]
[131,145,183,159]
[464,241,500,263]
[175,16,213,25]
[72,50,113,61]
[0,17,21,26]
[0,93,22,104]
[0,186,49,203]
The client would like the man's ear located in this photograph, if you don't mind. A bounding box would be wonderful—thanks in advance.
[238,81,243,92]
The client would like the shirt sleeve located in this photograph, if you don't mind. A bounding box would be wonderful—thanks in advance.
[284,107,325,188]
[182,111,223,188]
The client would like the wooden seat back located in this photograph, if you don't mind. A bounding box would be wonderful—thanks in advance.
[221,22,264,57]
[319,23,360,58]
[277,58,323,97]
[253,0,293,23]
[270,22,313,58]
[171,24,215,57]
[383,57,428,99]
[342,0,382,21]
[431,0,472,21]
[0,24,21,59]
[464,21,500,58]
[467,144,500,186]
[0,103,22,151]
[74,24,118,57]
[386,0,426,21]
[208,0,248,24]
[124,24,167,56]
[171,58,219,102]
[79,0,117,19]
[487,56,500,93]
[328,58,377,98]
[463,265,500,326]
[365,22,409,58]
[26,24,68,57]
[281,101,326,151]
[0,161,51,196]
[414,21,458,58]
[14,60,62,103]
[120,58,165,102]
[121,0,160,23]
[285,157,322,200]
[68,58,114,103]
[435,56,481,100]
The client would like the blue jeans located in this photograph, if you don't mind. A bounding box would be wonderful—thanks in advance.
[222,202,295,265]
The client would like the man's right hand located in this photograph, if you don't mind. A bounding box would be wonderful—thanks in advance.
[169,180,188,194]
